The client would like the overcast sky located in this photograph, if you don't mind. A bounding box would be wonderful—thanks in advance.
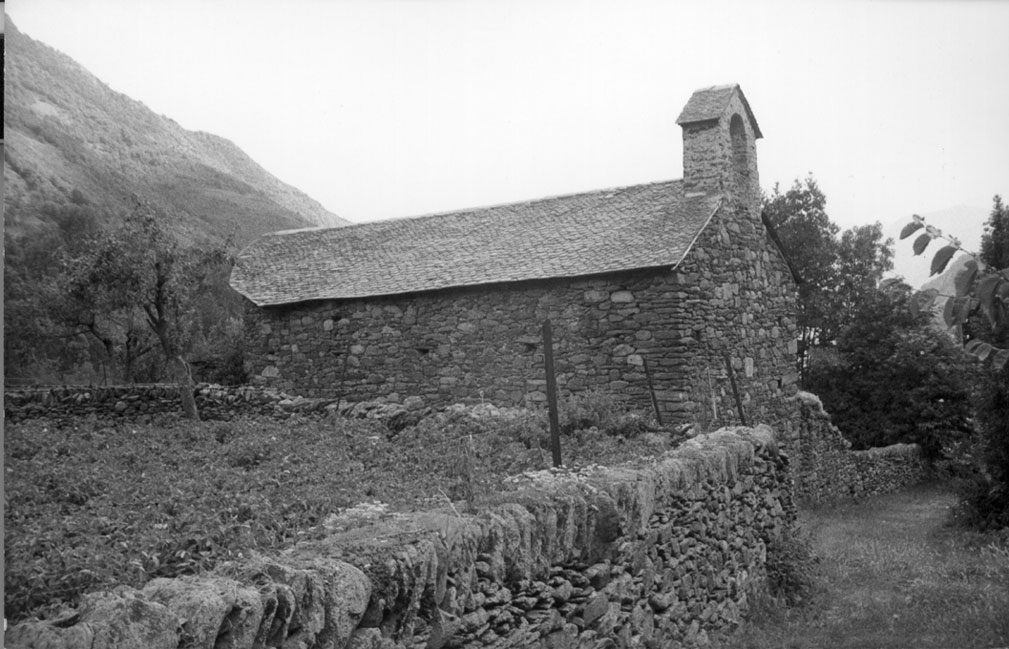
[8,0,1009,243]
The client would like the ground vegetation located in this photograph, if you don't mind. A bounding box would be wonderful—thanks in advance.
[3,395,662,623]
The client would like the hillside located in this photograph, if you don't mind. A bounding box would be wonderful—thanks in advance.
[2,16,349,384]
[3,16,348,248]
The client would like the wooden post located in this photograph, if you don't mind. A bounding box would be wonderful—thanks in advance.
[340,342,351,408]
[331,337,351,414]
[722,352,748,426]
[542,319,562,468]
[707,369,718,422]
[642,357,664,428]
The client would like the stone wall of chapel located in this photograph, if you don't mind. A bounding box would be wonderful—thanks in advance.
[244,206,799,440]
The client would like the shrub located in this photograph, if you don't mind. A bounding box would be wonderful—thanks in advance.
[807,325,974,459]
[954,364,1009,529]
[976,364,1009,488]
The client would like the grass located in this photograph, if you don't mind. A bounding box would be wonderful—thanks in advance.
[722,482,1009,649]
[4,400,665,623]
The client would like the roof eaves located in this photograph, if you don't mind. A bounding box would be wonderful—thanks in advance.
[675,84,762,139]
[232,179,708,308]
[252,258,694,308]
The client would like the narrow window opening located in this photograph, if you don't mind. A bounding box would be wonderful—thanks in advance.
[729,113,749,196]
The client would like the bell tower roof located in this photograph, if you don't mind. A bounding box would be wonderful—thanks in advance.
[676,84,763,139]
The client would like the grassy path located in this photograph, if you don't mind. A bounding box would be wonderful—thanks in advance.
[725,482,1009,649]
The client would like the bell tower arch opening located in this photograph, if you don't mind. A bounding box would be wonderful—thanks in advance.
[729,113,751,205]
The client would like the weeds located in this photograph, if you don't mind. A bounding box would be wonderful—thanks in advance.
[763,526,819,607]
[5,398,664,622]
[558,389,651,438]
[724,483,1009,649]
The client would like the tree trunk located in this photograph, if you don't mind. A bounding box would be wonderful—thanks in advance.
[175,355,200,420]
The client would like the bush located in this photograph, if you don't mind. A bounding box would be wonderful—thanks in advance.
[807,324,974,460]
[954,364,1009,529]
[953,473,1009,530]
[976,364,1009,486]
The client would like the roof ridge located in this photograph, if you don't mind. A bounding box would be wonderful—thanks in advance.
[265,178,684,238]
[694,83,738,92]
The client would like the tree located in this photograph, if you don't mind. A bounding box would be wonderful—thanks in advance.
[805,282,973,458]
[824,223,894,344]
[72,198,231,418]
[763,176,837,376]
[763,175,894,381]
[4,212,106,382]
[57,261,157,383]
[980,195,1009,271]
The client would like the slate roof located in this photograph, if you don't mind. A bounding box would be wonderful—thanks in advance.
[230,180,723,307]
[676,84,763,139]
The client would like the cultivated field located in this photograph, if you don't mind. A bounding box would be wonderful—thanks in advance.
[3,400,664,622]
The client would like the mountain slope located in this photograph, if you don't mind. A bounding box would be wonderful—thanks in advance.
[3,16,347,247]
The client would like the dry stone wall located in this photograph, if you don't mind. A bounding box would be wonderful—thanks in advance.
[243,205,800,440]
[5,384,928,508]
[3,384,434,425]
[3,384,322,423]
[791,391,929,503]
[8,426,795,649]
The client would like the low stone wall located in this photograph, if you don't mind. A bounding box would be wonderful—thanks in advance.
[6,385,930,510]
[8,426,795,649]
[2,384,420,424]
[792,391,930,503]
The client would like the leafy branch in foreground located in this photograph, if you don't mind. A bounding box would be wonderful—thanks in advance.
[897,211,1009,370]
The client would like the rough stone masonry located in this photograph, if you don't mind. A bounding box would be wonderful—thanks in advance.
[8,425,795,649]
[232,84,802,440]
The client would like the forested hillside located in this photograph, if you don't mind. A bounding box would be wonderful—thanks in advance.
[3,16,346,246]
[3,16,347,385]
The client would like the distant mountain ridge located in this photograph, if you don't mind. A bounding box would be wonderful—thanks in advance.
[3,16,347,246]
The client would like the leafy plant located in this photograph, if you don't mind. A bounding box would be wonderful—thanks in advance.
[558,389,650,438]
[898,207,1009,369]
[899,197,1009,529]
[4,408,665,622]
